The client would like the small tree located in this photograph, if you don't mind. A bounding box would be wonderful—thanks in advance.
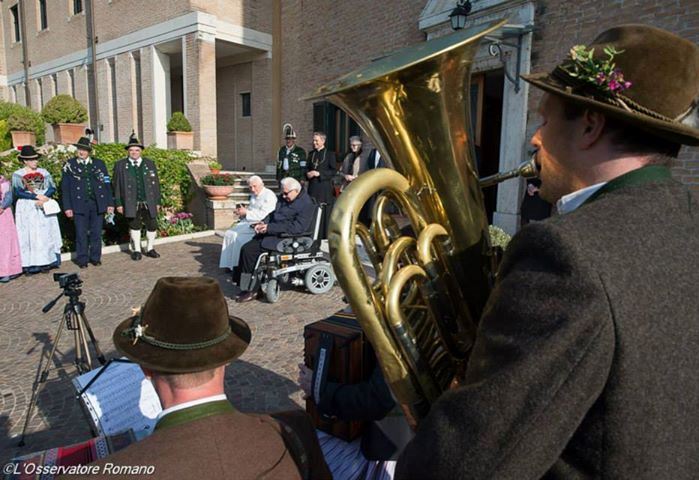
[7,107,46,144]
[167,112,192,132]
[41,94,88,125]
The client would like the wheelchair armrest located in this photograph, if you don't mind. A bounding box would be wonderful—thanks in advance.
[279,231,313,238]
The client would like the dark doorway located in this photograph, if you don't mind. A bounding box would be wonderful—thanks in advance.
[312,101,361,157]
[472,70,504,223]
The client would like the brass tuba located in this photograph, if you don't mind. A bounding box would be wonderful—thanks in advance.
[307,19,534,421]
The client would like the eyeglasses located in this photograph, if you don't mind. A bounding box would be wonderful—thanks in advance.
[281,190,291,196]
[350,144,362,147]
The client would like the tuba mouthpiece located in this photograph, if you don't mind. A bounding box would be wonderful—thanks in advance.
[479,154,539,188]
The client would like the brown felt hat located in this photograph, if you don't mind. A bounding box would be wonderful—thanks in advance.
[522,24,699,146]
[113,277,251,373]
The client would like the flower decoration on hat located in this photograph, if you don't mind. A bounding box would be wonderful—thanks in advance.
[559,45,632,96]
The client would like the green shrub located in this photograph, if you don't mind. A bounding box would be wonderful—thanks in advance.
[41,94,88,125]
[208,160,222,170]
[0,143,196,251]
[0,120,11,152]
[201,173,237,186]
[167,112,192,132]
[1,102,45,145]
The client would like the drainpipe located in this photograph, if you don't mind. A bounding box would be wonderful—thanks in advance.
[271,0,281,163]
[18,0,30,106]
[85,0,100,141]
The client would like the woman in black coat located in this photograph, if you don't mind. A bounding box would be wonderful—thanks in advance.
[306,131,337,238]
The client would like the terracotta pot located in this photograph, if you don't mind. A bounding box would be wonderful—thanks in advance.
[11,130,36,148]
[167,131,194,150]
[210,168,221,175]
[52,123,86,145]
[203,185,234,200]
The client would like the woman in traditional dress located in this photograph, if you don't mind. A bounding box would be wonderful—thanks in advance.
[12,146,63,274]
[0,174,22,282]
[306,131,337,239]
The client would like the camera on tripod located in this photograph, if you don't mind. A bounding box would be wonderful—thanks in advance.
[54,272,82,290]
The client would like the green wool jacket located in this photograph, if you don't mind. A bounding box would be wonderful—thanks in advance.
[75,401,331,479]
[277,145,307,182]
[397,166,699,479]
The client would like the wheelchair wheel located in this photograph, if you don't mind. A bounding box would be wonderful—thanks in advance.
[265,278,281,303]
[304,264,335,294]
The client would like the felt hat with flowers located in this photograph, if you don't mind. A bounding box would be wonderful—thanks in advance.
[522,24,699,146]
[113,276,251,373]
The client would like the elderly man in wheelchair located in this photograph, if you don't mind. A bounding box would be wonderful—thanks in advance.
[235,177,335,303]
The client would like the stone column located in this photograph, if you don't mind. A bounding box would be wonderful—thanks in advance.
[184,32,217,156]
[74,66,91,123]
[115,52,139,141]
[138,46,170,148]
[96,59,115,143]
[56,70,72,96]
[15,82,26,106]
[492,4,536,235]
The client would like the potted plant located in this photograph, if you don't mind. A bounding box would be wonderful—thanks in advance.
[7,107,44,147]
[41,94,88,144]
[201,173,237,200]
[166,112,193,150]
[209,160,222,174]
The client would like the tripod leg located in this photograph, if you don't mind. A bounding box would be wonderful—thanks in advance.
[18,316,66,446]
[77,314,93,372]
[78,310,106,365]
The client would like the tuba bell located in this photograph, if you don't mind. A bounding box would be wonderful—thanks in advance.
[307,19,533,422]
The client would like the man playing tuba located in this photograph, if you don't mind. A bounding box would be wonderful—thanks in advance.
[396,25,699,479]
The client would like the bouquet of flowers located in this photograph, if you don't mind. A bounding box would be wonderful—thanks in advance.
[22,171,45,191]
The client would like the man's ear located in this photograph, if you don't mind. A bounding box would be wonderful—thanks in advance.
[579,109,606,149]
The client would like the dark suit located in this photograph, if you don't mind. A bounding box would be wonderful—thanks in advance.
[396,165,699,479]
[318,366,400,461]
[238,191,316,290]
[112,157,161,219]
[69,401,331,479]
[60,157,114,265]
[307,148,336,238]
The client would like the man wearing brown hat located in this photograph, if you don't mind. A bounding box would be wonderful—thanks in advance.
[76,276,330,479]
[112,132,162,261]
[396,25,699,479]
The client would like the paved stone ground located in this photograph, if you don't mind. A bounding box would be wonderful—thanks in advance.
[0,235,345,464]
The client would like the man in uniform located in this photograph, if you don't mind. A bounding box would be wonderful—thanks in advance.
[396,25,699,479]
[61,137,114,268]
[276,123,307,184]
[113,132,162,261]
[75,276,331,479]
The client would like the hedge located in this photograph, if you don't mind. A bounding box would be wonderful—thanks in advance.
[0,101,45,146]
[0,143,196,251]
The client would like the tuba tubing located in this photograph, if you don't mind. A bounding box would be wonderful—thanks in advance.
[309,19,522,421]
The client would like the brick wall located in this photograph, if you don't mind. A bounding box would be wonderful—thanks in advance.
[529,0,699,194]
[279,0,425,152]
[216,61,252,169]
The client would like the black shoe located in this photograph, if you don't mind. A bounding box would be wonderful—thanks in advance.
[235,291,257,303]
[131,251,142,261]
[145,249,160,258]
[90,260,102,266]
[78,263,88,269]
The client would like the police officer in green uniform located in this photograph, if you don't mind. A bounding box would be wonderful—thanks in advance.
[276,123,306,184]
[113,132,162,261]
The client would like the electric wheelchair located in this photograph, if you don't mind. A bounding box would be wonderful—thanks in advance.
[247,202,336,303]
